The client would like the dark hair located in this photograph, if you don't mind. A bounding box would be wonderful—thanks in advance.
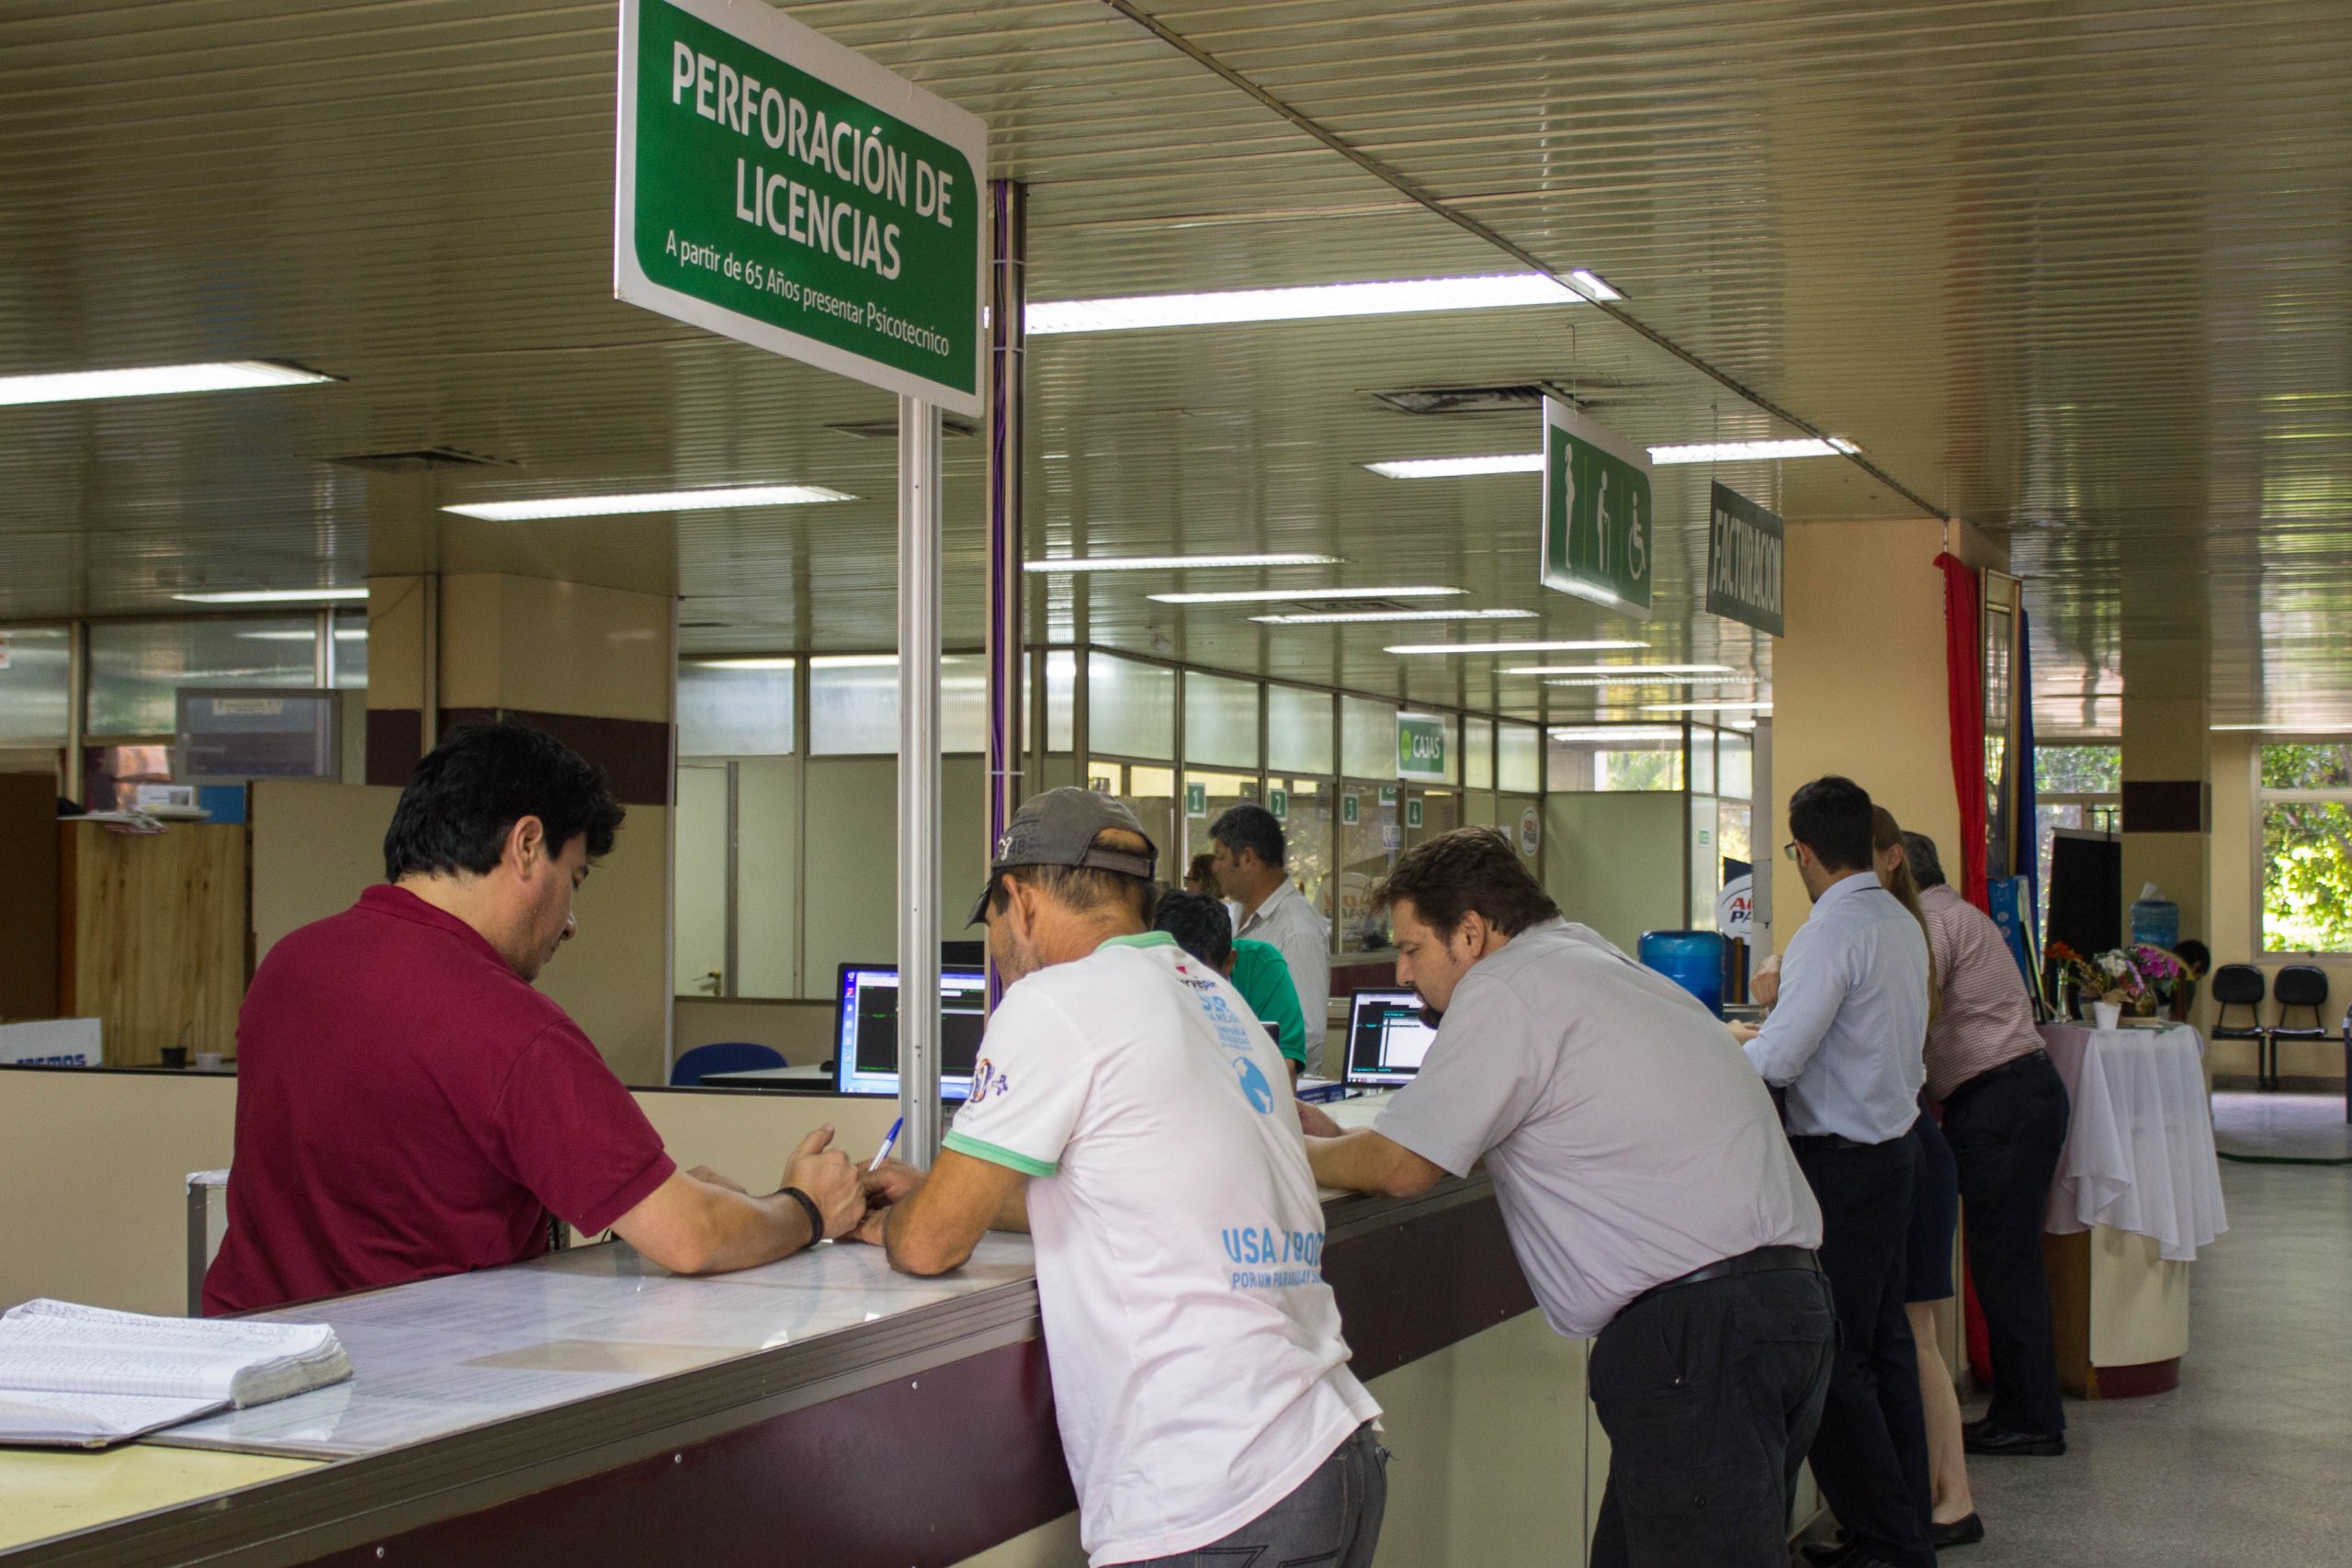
[1153,889,1235,970]
[1208,802,1285,868]
[2174,939,2211,977]
[1372,827,1558,940]
[383,724,625,882]
[1787,776,1873,874]
[988,828,1156,923]
[1903,830,1947,890]
[1184,852,1221,893]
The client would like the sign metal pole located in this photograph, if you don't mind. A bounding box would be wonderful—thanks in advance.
[899,396,944,1168]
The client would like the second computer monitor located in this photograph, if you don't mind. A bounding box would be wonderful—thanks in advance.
[1343,987,1439,1089]
[833,964,989,1099]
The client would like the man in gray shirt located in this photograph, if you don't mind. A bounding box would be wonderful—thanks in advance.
[1738,776,1935,1568]
[1307,828,1833,1568]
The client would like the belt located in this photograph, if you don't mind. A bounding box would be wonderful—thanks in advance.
[1944,1049,2050,1111]
[1618,1245,1823,1318]
[1786,1131,1901,1150]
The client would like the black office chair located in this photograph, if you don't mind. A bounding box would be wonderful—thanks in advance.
[2269,965,2330,1096]
[2208,964,2270,1089]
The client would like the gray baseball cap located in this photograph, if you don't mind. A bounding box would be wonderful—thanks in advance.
[967,788,1159,926]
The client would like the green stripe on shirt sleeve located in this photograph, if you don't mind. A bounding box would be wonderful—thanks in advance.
[942,1132,1057,1178]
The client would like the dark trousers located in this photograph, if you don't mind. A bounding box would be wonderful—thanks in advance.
[1589,1267,1836,1568]
[1114,1422,1385,1567]
[1793,1134,1937,1568]
[1942,1052,2072,1435]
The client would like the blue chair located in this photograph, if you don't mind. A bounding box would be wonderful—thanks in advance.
[672,1042,786,1087]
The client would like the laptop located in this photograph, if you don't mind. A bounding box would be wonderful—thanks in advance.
[831,963,989,1100]
[1341,987,1440,1090]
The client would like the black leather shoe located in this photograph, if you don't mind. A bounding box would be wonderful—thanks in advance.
[1965,1426,2066,1457]
[1797,1538,1852,1567]
[1932,1513,1986,1549]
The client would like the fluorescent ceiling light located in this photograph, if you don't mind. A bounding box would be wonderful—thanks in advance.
[1386,639,1649,656]
[1509,662,1736,677]
[1643,700,1774,712]
[2210,723,2352,733]
[696,657,798,670]
[238,628,368,641]
[1373,438,1860,479]
[444,484,852,522]
[174,587,368,604]
[0,360,334,408]
[1148,585,1464,604]
[1649,438,1858,465]
[1545,674,1754,689]
[1567,269,1623,302]
[1250,608,1538,626]
[1026,552,1340,573]
[1366,454,1544,479]
[1550,726,1687,744]
[1028,274,1578,335]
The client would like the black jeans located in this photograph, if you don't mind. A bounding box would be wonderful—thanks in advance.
[1589,1267,1836,1568]
[1942,1052,2072,1435]
[1114,1422,1385,1567]
[1793,1134,1937,1568]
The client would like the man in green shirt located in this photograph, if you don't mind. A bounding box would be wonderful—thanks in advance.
[1155,889,1308,1075]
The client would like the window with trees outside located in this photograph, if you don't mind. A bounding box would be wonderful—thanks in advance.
[2035,744,2120,936]
[2262,741,2352,953]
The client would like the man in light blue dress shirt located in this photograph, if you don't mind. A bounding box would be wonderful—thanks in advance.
[1740,776,1936,1568]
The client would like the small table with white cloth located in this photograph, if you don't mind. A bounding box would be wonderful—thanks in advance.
[2030,1021,2228,1397]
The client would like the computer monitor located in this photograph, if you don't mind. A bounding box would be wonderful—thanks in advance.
[832,964,989,1099]
[1342,988,1439,1089]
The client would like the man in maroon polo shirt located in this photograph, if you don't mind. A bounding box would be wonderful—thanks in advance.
[203,723,865,1315]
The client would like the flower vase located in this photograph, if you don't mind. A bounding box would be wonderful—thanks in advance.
[2092,999,2123,1032]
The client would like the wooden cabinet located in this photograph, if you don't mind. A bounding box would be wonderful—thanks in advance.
[57,821,247,1066]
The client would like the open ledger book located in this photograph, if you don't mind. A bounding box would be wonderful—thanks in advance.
[0,1299,352,1449]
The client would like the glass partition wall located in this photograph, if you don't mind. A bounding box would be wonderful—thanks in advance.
[0,612,367,802]
[673,643,1552,998]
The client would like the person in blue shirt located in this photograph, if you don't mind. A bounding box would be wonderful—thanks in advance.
[1735,775,1936,1568]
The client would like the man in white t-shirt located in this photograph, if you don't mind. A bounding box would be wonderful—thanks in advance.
[854,789,1384,1568]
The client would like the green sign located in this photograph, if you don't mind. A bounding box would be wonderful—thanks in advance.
[1269,787,1289,822]
[1706,481,1785,636]
[1184,781,1208,818]
[1541,397,1654,619]
[616,0,987,414]
[1379,785,1398,805]
[1397,714,1447,783]
[1340,793,1360,826]
[1405,797,1424,830]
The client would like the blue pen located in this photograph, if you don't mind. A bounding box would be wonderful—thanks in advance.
[869,1115,905,1171]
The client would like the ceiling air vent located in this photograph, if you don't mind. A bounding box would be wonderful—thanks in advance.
[322,447,518,473]
[828,416,979,440]
[1263,595,1434,615]
[1367,380,1626,416]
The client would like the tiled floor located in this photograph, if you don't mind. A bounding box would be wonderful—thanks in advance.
[2211,1091,2352,1163]
[1953,1161,2352,1566]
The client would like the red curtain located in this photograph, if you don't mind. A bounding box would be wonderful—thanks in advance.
[1936,552,1990,912]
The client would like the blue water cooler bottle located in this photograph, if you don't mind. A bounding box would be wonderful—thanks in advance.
[1639,930,1728,1018]
[2129,884,2179,949]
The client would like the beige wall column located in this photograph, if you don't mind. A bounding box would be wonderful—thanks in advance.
[2116,568,2213,950]
[357,479,683,1084]
[2118,694,2211,947]
[1767,516,2006,951]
